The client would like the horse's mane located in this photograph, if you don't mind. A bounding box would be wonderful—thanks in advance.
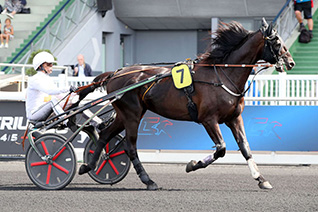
[201,21,253,63]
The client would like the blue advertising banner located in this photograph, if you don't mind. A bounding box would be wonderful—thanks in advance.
[137,106,318,151]
[0,101,88,154]
[0,101,317,154]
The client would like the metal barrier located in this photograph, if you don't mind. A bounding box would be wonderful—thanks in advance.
[0,63,69,93]
[0,63,317,105]
[273,0,297,41]
[274,0,318,41]
[245,72,318,106]
[51,75,104,101]
[0,63,102,101]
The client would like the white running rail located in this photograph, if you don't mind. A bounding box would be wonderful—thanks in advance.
[245,72,318,106]
[0,63,317,105]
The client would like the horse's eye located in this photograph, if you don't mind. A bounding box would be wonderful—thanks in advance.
[274,43,281,49]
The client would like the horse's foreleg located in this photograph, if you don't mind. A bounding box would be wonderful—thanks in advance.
[226,115,273,189]
[124,122,158,190]
[79,117,124,175]
[186,121,226,172]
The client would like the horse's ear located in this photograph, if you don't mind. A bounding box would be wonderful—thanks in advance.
[266,22,273,35]
[261,18,268,28]
[260,17,269,35]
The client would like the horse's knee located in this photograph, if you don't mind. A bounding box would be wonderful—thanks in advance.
[125,148,135,160]
[214,143,226,158]
[123,140,136,160]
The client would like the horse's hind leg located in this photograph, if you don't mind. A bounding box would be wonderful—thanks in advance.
[186,120,226,172]
[226,115,272,189]
[79,116,125,174]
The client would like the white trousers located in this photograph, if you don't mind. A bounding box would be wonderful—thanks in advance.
[28,97,64,122]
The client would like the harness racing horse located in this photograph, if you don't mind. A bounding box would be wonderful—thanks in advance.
[76,19,295,190]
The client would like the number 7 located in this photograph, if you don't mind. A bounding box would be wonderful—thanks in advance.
[176,69,184,84]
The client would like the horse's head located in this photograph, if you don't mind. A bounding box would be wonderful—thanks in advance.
[260,18,295,72]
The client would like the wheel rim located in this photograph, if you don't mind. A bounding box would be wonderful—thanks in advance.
[25,134,76,190]
[85,135,130,184]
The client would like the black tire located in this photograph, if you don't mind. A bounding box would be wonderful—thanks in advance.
[25,133,77,190]
[84,135,131,184]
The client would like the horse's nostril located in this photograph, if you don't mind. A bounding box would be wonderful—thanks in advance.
[290,62,295,67]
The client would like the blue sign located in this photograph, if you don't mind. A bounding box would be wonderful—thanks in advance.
[137,106,318,151]
[1,102,317,154]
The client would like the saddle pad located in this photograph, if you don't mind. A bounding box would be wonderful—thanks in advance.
[171,64,192,89]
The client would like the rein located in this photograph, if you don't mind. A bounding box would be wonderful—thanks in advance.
[75,66,168,93]
[73,63,275,100]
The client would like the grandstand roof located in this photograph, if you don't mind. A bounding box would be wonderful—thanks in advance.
[114,0,286,30]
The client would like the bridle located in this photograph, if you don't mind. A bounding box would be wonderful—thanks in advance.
[192,27,289,97]
[261,27,289,72]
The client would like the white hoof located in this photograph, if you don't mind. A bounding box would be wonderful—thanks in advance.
[258,181,273,189]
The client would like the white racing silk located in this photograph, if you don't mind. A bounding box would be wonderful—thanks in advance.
[25,71,69,120]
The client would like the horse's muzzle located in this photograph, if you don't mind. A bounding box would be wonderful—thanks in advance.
[284,55,295,71]
[277,57,295,72]
[286,60,295,70]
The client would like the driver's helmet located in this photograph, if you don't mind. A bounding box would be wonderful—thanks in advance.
[32,51,56,70]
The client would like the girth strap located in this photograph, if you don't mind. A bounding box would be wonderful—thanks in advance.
[183,85,199,123]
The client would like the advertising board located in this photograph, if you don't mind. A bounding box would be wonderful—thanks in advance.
[0,101,317,155]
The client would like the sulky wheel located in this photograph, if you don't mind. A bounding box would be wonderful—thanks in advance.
[84,135,131,185]
[25,133,77,190]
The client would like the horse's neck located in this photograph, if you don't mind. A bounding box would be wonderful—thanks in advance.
[225,31,264,91]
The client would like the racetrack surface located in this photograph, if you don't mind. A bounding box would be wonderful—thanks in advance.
[0,161,317,212]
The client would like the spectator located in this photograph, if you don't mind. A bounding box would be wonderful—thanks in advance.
[0,18,14,48]
[1,0,24,19]
[73,54,92,77]
[294,0,314,38]
[20,0,26,7]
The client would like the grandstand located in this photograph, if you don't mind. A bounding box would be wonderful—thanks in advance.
[0,0,62,63]
[289,8,318,74]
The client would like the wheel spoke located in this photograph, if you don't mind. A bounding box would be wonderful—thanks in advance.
[52,162,69,174]
[106,143,109,153]
[41,141,49,155]
[96,160,107,175]
[110,150,125,158]
[46,164,52,184]
[53,146,66,161]
[108,159,119,175]
[31,161,47,167]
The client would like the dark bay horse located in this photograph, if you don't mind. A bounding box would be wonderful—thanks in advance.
[76,19,295,190]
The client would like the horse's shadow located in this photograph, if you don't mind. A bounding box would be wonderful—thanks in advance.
[0,182,182,192]
[0,182,263,192]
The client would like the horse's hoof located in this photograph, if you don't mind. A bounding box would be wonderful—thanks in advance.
[186,160,197,173]
[78,164,91,175]
[147,181,158,190]
[258,181,273,189]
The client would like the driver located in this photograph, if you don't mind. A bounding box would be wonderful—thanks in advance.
[25,51,76,123]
